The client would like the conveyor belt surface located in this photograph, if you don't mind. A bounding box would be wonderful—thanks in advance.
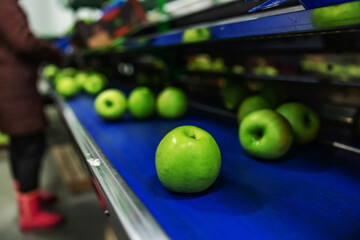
[66,94,360,240]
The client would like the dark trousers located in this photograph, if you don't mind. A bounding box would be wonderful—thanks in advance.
[9,131,45,193]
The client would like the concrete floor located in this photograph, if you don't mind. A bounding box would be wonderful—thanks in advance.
[0,106,108,240]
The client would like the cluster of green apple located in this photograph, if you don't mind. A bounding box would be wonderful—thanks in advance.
[154,84,320,194]
[187,55,228,73]
[0,131,10,146]
[42,65,107,98]
[94,86,187,120]
[238,98,320,159]
[221,77,320,159]
[300,59,360,80]
[154,101,320,194]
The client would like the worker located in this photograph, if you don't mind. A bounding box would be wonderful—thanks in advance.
[0,0,64,231]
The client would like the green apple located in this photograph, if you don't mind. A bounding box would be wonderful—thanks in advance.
[42,64,58,78]
[156,125,221,193]
[83,73,107,95]
[300,60,313,71]
[328,63,343,75]
[74,71,88,89]
[156,87,187,119]
[56,77,80,98]
[212,58,227,72]
[316,62,328,73]
[128,87,155,119]
[54,68,77,85]
[232,65,245,74]
[54,74,66,86]
[182,27,211,43]
[346,64,360,77]
[264,66,278,76]
[312,1,360,28]
[0,132,10,146]
[220,80,248,111]
[94,89,127,120]
[253,66,265,75]
[276,102,320,145]
[239,109,293,159]
[260,86,287,108]
[193,55,212,71]
[237,95,271,123]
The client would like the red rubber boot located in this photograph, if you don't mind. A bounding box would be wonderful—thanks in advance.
[14,181,57,205]
[19,190,63,231]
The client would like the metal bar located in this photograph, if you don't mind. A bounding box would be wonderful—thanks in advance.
[51,91,169,240]
[322,140,360,155]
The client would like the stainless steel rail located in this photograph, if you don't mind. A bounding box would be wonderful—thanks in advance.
[51,91,169,240]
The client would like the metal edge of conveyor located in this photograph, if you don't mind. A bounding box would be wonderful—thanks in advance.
[51,91,170,240]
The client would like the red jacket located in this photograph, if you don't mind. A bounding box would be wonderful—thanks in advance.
[0,0,63,136]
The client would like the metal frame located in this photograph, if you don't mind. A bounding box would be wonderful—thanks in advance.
[51,91,169,240]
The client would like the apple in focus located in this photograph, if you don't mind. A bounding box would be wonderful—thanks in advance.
[156,87,187,119]
[156,125,221,193]
[276,102,320,145]
[128,87,155,119]
[239,109,293,160]
[94,89,127,120]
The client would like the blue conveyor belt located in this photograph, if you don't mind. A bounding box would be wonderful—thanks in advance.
[66,94,360,240]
